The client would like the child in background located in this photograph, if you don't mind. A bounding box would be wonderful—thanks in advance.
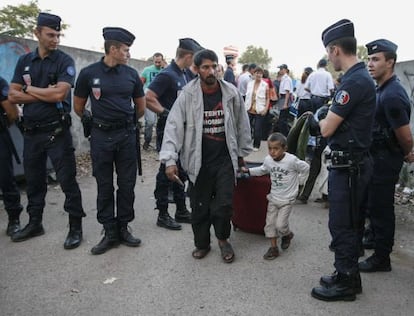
[241,132,309,259]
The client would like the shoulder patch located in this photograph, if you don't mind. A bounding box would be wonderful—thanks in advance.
[335,90,350,105]
[66,66,75,76]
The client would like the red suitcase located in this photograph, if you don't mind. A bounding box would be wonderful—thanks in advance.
[232,166,271,235]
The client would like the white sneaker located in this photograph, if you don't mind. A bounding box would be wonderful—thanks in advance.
[253,148,259,152]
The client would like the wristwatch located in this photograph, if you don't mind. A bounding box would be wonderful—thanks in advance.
[22,85,28,93]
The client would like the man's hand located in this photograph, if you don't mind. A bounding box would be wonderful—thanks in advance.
[165,165,178,182]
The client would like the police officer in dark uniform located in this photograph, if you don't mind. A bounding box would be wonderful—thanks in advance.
[146,38,203,230]
[0,75,23,236]
[358,39,413,272]
[8,13,85,249]
[74,27,145,255]
[309,19,376,302]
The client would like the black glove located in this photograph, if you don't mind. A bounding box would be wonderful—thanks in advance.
[307,114,321,137]
[160,108,170,119]
[317,105,329,121]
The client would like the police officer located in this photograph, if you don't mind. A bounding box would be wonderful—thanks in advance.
[74,27,145,255]
[358,39,413,272]
[8,13,85,249]
[146,38,203,230]
[0,75,23,236]
[309,19,376,302]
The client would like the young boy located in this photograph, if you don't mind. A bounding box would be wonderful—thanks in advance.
[241,132,309,259]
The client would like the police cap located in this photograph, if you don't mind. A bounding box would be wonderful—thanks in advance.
[321,18,354,47]
[103,27,135,46]
[37,12,61,31]
[178,38,203,53]
[365,39,398,55]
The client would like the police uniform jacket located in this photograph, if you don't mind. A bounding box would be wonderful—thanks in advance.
[147,60,189,111]
[373,74,411,159]
[159,78,253,183]
[328,62,376,152]
[11,49,76,124]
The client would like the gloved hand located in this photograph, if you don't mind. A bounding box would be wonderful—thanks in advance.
[316,105,329,121]
[160,108,170,119]
[307,114,321,137]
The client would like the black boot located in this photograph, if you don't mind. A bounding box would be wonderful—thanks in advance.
[6,207,22,236]
[6,218,20,237]
[64,215,83,250]
[320,270,362,294]
[11,215,44,242]
[311,272,359,301]
[175,207,191,224]
[91,223,120,255]
[359,253,391,272]
[119,223,141,247]
[157,209,182,230]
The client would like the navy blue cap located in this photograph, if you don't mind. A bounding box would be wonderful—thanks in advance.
[304,67,313,74]
[37,12,61,31]
[321,19,354,47]
[103,27,135,46]
[178,38,203,52]
[278,64,288,70]
[366,39,398,55]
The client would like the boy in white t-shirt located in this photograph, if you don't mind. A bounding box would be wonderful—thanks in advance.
[241,132,309,259]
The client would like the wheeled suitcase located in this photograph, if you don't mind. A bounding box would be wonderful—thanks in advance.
[232,161,271,235]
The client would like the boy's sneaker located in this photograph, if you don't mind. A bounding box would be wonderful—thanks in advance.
[263,246,279,260]
[281,232,294,250]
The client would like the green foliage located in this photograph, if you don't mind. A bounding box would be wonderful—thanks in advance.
[238,45,272,69]
[0,0,68,38]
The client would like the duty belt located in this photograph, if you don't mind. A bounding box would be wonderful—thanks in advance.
[23,120,63,133]
[92,118,134,131]
[328,150,369,169]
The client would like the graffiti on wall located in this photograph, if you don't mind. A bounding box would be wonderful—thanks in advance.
[0,39,30,82]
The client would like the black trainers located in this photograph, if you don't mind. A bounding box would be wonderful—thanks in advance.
[281,232,294,250]
[359,254,391,272]
[143,142,150,150]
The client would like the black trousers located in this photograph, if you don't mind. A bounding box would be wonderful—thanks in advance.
[188,158,235,249]
[0,132,22,217]
[90,127,136,224]
[24,129,84,219]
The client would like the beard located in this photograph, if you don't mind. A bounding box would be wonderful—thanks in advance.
[204,75,216,86]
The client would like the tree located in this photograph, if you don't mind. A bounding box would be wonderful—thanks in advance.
[0,0,68,38]
[238,45,272,69]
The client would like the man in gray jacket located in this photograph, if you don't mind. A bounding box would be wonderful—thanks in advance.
[159,49,252,263]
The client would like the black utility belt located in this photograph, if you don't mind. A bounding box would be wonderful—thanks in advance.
[23,120,65,133]
[92,118,134,131]
[328,150,368,168]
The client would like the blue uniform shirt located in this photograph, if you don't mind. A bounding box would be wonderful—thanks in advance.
[74,58,144,121]
[147,60,188,110]
[0,76,8,103]
[11,48,76,123]
[374,75,411,131]
[328,62,376,151]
